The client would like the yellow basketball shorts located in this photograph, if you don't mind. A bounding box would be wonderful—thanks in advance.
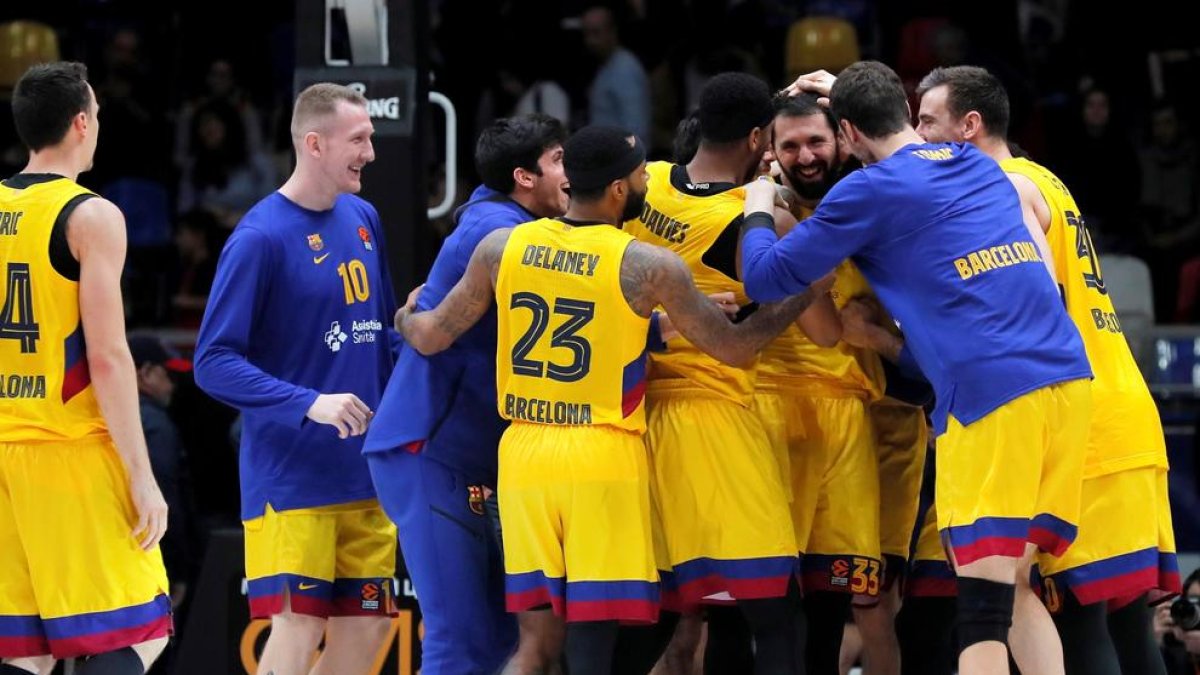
[936,379,1091,566]
[751,392,805,504]
[647,387,796,605]
[786,394,882,597]
[871,401,928,591]
[1035,466,1180,609]
[906,500,957,598]
[0,439,172,658]
[243,499,397,619]
[498,423,659,624]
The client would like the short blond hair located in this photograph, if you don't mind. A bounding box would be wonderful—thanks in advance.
[290,83,367,139]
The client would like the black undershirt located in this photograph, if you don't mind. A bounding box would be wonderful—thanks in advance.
[668,164,744,282]
[1,173,92,281]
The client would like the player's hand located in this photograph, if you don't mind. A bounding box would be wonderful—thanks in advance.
[745,175,782,215]
[708,292,741,320]
[811,272,837,295]
[307,393,374,439]
[839,298,876,348]
[404,284,424,312]
[128,469,169,550]
[782,70,836,105]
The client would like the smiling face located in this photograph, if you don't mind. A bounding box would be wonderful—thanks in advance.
[773,112,840,200]
[315,100,376,194]
[915,84,965,144]
[530,143,569,217]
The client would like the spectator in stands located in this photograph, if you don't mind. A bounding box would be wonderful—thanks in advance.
[1156,567,1200,674]
[177,99,276,225]
[129,334,197,609]
[174,58,265,170]
[1052,85,1142,250]
[1140,100,1200,321]
[583,4,651,142]
[172,209,224,329]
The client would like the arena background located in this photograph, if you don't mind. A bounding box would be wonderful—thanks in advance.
[1,1,1197,672]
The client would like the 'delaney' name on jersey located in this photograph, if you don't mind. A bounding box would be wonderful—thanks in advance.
[504,394,593,425]
[520,244,600,277]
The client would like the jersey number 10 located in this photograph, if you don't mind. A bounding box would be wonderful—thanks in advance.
[0,262,39,353]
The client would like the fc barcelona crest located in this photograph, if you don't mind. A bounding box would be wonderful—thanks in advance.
[467,485,485,516]
[307,233,324,251]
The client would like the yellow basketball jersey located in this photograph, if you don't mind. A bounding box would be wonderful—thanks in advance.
[624,161,754,404]
[758,258,885,400]
[0,175,107,442]
[1002,158,1166,475]
[495,218,650,433]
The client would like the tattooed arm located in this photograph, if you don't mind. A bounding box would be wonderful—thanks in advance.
[396,228,511,355]
[620,241,817,367]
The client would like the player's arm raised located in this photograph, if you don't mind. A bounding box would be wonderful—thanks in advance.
[72,197,168,550]
[397,228,510,355]
[621,241,815,367]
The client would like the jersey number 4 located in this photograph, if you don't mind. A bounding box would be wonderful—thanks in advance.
[0,262,39,353]
[510,291,595,382]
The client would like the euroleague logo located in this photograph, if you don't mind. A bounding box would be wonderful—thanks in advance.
[830,559,850,586]
[361,581,382,611]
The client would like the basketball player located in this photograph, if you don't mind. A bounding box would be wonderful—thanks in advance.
[0,62,170,675]
[916,65,1178,675]
[362,114,569,675]
[395,126,816,675]
[194,84,398,675]
[622,73,810,673]
[761,92,898,675]
[747,62,1094,675]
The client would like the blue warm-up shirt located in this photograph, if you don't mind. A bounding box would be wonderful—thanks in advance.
[195,192,399,519]
[741,142,1092,434]
[362,185,533,486]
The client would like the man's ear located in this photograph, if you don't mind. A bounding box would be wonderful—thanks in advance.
[961,111,984,141]
[513,166,537,190]
[304,131,322,157]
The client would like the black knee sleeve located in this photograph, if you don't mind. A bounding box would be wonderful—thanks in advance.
[78,646,145,675]
[0,665,41,675]
[955,578,1014,653]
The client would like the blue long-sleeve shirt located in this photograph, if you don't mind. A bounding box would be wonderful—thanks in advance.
[195,192,399,519]
[362,185,533,486]
[741,142,1092,434]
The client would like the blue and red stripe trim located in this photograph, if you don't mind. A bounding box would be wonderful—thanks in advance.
[331,577,398,617]
[42,594,172,659]
[906,560,958,598]
[672,555,795,603]
[0,615,50,658]
[61,323,90,403]
[942,516,1030,565]
[505,571,660,623]
[247,574,333,618]
[1045,547,1181,606]
[621,352,648,418]
[1027,513,1077,558]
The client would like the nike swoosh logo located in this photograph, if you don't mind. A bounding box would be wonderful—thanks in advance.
[313,253,330,264]
[298,582,318,590]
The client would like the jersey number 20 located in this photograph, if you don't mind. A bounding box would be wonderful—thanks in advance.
[510,291,595,382]
[0,262,39,353]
